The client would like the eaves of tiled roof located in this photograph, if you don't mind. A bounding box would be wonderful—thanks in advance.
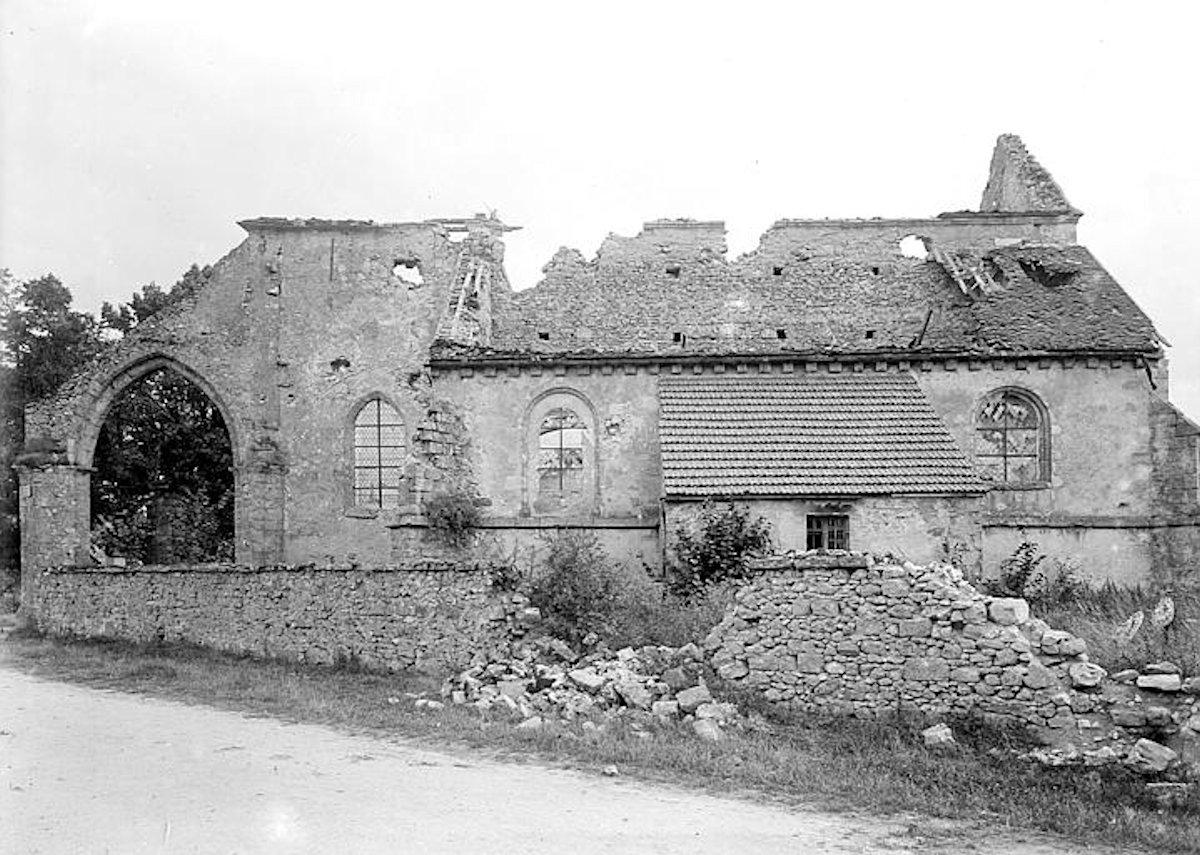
[659,373,988,497]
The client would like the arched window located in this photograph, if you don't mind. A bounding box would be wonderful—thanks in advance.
[975,388,1049,486]
[538,408,587,498]
[353,398,405,508]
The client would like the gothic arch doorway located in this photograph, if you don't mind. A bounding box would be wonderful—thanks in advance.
[87,360,237,564]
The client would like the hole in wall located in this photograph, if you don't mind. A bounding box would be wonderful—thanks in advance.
[666,265,681,278]
[871,266,881,276]
[898,235,931,260]
[392,258,424,287]
[776,329,787,340]
[538,331,550,341]
[865,330,876,340]
[672,331,687,346]
[330,357,351,371]
[773,266,784,276]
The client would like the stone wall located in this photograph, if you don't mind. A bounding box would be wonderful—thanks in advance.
[706,552,1198,770]
[706,554,1116,735]
[29,563,534,673]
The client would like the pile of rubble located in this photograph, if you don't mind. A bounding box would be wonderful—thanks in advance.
[441,635,749,740]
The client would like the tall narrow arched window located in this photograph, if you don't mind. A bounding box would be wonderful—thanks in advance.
[353,398,405,508]
[975,388,1049,487]
[538,408,587,499]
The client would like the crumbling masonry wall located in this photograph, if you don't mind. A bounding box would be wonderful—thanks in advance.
[707,553,1106,735]
[28,563,533,673]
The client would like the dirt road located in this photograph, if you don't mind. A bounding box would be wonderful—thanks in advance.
[0,665,1127,854]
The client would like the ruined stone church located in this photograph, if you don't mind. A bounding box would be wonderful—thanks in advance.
[18,134,1200,606]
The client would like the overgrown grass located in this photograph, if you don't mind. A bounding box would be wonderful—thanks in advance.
[3,633,1196,853]
[1038,582,1200,676]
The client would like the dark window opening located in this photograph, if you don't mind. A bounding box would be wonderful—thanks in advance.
[776,329,787,340]
[672,331,687,347]
[354,398,405,509]
[871,266,881,276]
[538,331,550,341]
[806,514,850,551]
[864,330,875,340]
[773,266,784,276]
[666,265,681,277]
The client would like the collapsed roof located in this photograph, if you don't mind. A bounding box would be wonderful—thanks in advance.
[432,135,1161,362]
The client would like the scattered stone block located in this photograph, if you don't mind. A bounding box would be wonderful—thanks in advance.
[676,685,713,714]
[1143,661,1181,675]
[1137,673,1183,692]
[516,716,543,731]
[1068,662,1106,688]
[692,719,723,742]
[988,598,1029,626]
[651,700,680,718]
[568,667,605,693]
[1125,738,1177,774]
[922,723,956,750]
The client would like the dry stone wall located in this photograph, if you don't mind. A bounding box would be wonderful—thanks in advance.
[30,563,534,673]
[705,552,1196,770]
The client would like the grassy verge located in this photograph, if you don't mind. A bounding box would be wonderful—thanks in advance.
[3,632,1196,853]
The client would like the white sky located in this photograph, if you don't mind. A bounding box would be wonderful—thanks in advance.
[2,1,1198,417]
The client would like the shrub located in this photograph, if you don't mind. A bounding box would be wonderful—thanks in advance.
[983,541,1087,609]
[525,531,731,648]
[666,500,772,598]
[422,486,481,548]
[526,531,634,644]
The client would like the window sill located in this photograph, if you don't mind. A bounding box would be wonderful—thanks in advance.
[986,482,1052,492]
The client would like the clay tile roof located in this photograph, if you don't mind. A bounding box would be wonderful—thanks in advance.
[659,373,988,497]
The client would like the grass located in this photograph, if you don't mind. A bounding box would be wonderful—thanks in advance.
[3,631,1197,853]
[1037,582,1200,676]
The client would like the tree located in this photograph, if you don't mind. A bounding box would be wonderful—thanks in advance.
[1,264,231,574]
[91,367,234,564]
[0,272,105,575]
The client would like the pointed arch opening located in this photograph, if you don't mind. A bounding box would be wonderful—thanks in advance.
[90,365,236,564]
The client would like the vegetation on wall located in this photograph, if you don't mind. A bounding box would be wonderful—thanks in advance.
[422,485,482,548]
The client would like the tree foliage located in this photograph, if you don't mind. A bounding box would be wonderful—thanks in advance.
[0,265,230,572]
[91,368,234,563]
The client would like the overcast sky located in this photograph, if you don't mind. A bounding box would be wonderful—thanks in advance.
[2,1,1198,417]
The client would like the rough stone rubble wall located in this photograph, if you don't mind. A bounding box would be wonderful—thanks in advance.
[705,553,1102,733]
[29,564,532,673]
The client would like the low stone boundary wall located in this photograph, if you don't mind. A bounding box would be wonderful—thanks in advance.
[29,562,533,673]
[704,552,1196,769]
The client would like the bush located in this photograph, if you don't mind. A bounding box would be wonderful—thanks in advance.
[983,541,1087,609]
[422,486,481,547]
[666,501,772,598]
[525,531,731,648]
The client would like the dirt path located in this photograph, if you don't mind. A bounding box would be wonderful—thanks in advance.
[0,664,1134,854]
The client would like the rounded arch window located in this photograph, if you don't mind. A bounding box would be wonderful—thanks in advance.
[538,407,587,498]
[353,397,406,508]
[975,388,1049,486]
